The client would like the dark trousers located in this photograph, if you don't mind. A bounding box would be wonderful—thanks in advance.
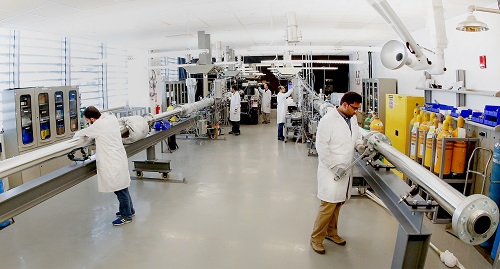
[114,187,135,220]
[278,122,285,139]
[231,121,240,134]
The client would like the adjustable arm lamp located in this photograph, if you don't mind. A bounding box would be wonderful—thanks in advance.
[368,0,447,75]
[456,5,500,32]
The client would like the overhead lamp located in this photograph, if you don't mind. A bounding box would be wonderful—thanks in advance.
[456,5,500,32]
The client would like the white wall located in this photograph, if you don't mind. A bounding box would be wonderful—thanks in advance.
[370,3,500,111]
[126,50,150,111]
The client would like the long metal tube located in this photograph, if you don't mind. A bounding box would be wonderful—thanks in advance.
[151,97,215,123]
[0,138,91,179]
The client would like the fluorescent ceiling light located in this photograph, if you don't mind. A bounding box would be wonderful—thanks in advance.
[262,60,363,65]
[149,49,208,58]
[301,67,339,70]
[268,67,338,70]
[247,45,381,53]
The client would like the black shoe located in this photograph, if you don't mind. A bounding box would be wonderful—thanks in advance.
[228,131,234,134]
[262,121,266,124]
[235,132,240,136]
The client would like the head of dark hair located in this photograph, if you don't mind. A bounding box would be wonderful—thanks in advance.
[231,85,237,91]
[83,106,101,120]
[340,92,362,105]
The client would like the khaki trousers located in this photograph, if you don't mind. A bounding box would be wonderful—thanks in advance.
[262,112,270,122]
[311,200,342,244]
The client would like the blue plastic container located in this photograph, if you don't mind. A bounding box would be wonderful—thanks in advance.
[484,105,500,127]
[471,112,484,124]
[451,108,472,119]
[490,141,500,259]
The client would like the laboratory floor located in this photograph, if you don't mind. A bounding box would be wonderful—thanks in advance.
[0,121,493,269]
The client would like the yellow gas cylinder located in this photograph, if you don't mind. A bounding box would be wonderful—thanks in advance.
[410,115,422,160]
[434,121,453,175]
[418,112,430,159]
[409,107,420,128]
[429,112,436,125]
[424,123,437,168]
[369,113,384,133]
[451,116,467,175]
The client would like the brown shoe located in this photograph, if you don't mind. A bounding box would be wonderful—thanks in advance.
[325,235,346,246]
[310,240,326,254]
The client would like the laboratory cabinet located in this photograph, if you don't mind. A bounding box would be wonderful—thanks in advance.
[385,94,424,155]
[362,78,397,124]
[2,86,80,187]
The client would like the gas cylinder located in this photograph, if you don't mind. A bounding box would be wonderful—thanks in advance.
[489,140,500,257]
[364,112,373,130]
[410,115,422,160]
[429,112,436,127]
[424,123,437,168]
[418,112,430,159]
[409,107,420,128]
[369,113,384,133]
[434,121,453,175]
[451,116,467,175]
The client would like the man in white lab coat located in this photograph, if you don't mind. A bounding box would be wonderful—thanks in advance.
[276,85,293,141]
[74,106,135,226]
[310,92,364,254]
[229,85,241,135]
[259,83,272,124]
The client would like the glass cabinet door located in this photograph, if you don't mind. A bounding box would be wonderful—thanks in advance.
[54,91,65,135]
[69,90,78,131]
[20,94,34,145]
[38,93,51,140]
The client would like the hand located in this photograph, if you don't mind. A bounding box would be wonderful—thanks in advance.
[355,144,366,154]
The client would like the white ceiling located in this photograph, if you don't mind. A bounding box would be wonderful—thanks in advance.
[0,0,497,53]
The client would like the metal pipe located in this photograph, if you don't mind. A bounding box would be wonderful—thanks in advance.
[0,137,91,179]
[360,129,499,244]
[151,97,215,123]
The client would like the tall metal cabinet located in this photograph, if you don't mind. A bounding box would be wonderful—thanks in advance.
[362,78,398,124]
[2,86,80,188]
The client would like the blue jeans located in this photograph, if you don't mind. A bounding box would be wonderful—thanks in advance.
[114,187,134,220]
[231,121,240,134]
[278,123,285,140]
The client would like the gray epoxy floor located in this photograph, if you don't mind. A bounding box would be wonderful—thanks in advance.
[0,120,493,269]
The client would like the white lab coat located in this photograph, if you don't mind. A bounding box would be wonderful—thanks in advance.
[316,107,363,203]
[230,91,241,121]
[74,113,131,193]
[259,88,272,113]
[277,88,293,124]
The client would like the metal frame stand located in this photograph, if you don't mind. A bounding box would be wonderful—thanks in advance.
[133,145,186,183]
[355,158,432,269]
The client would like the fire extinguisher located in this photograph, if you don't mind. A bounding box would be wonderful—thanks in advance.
[155,105,161,114]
